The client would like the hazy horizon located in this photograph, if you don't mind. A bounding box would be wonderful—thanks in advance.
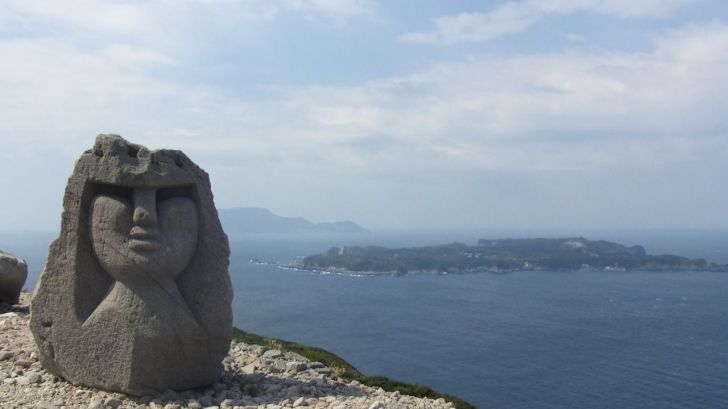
[1,1,727,231]
[3,215,728,235]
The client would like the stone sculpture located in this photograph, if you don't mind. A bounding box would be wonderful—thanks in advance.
[0,251,28,304]
[30,135,233,395]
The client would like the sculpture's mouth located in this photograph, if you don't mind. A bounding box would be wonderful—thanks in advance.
[129,226,161,251]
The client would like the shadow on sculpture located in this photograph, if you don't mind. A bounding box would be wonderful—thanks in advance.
[31,135,232,395]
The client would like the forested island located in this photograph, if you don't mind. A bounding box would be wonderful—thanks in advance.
[300,237,728,275]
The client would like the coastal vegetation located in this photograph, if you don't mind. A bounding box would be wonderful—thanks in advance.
[232,328,476,409]
[301,237,726,275]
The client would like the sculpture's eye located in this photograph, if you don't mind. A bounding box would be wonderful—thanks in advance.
[95,184,133,202]
[157,185,194,203]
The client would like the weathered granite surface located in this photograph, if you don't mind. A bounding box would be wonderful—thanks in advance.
[30,135,233,395]
[3,293,454,409]
[0,251,27,305]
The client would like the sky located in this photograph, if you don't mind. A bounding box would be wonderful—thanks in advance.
[1,0,727,231]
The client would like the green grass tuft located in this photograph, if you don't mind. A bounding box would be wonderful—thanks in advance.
[355,376,476,409]
[232,327,476,409]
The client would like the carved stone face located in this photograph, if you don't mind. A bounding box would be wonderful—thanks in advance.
[90,186,199,281]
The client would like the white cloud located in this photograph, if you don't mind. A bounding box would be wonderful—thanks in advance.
[279,0,376,24]
[0,0,154,36]
[656,21,728,62]
[399,2,540,45]
[0,0,373,49]
[399,0,696,45]
[553,0,696,18]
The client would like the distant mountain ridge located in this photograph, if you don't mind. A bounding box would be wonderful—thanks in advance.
[218,207,367,234]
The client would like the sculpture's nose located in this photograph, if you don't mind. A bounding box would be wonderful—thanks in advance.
[133,188,158,227]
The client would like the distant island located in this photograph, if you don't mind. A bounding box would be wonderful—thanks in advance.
[219,207,367,234]
[300,237,728,275]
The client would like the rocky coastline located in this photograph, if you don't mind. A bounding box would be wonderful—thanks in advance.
[1,293,455,409]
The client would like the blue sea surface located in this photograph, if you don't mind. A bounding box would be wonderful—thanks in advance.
[5,229,728,408]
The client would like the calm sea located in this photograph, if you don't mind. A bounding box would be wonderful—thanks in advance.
[5,229,728,408]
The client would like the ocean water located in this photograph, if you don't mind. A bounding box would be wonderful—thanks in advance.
[5,229,728,408]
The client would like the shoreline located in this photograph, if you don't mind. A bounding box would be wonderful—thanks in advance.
[253,260,728,277]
